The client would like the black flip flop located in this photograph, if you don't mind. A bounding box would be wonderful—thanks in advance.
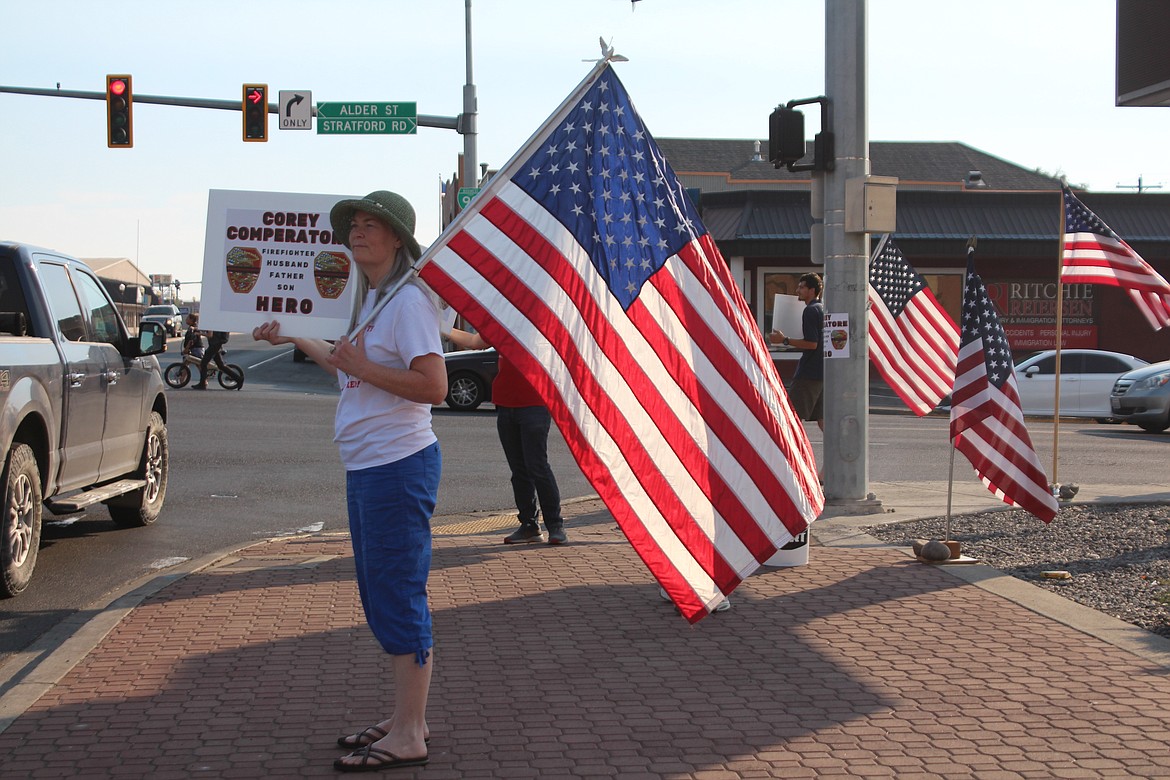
[337,725,388,749]
[337,726,429,749]
[333,746,429,772]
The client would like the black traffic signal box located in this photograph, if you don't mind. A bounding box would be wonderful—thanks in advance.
[106,75,133,148]
[243,84,268,142]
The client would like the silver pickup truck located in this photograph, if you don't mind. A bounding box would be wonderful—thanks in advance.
[0,241,169,596]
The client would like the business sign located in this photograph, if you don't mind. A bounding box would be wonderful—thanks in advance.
[279,90,312,130]
[316,102,417,134]
[985,280,1098,350]
[199,189,356,340]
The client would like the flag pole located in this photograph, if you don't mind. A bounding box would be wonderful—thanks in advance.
[1052,185,1067,493]
[946,237,978,544]
[945,439,955,543]
[345,57,615,341]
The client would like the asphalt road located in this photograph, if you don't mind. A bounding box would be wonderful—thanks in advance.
[0,335,1165,669]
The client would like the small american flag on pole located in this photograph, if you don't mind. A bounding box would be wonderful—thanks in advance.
[867,235,959,416]
[1061,185,1170,330]
[418,63,823,622]
[950,245,1058,523]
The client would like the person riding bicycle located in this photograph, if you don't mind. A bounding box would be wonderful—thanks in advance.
[181,314,204,360]
[193,329,239,390]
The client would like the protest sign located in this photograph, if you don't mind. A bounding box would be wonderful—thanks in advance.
[200,189,355,339]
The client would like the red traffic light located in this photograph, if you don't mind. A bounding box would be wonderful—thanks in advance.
[106,74,133,148]
[242,84,268,142]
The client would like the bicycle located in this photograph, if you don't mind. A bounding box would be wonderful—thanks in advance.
[164,350,244,390]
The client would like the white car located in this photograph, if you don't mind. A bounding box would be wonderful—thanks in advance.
[1014,349,1149,421]
[140,304,182,337]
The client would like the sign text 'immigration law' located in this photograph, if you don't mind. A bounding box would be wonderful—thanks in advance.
[199,189,356,339]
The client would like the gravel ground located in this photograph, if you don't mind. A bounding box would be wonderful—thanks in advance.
[864,502,1170,639]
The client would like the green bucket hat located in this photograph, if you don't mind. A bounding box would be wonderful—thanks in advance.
[329,190,421,259]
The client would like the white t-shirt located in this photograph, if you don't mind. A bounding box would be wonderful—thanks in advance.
[334,283,442,470]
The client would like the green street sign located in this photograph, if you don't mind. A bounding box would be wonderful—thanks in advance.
[457,187,480,208]
[316,102,417,135]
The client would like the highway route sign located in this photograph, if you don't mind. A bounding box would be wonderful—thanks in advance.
[457,187,480,208]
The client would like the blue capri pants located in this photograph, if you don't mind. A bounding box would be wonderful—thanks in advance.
[345,441,441,663]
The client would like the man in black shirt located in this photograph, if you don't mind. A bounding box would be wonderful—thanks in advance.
[769,273,825,431]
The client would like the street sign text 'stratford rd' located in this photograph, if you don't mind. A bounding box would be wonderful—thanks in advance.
[317,102,417,135]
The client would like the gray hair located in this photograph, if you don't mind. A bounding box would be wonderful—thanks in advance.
[347,246,435,333]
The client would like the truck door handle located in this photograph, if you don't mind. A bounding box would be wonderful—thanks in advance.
[103,370,119,384]
[68,372,86,387]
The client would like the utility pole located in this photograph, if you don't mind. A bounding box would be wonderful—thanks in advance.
[1116,175,1162,193]
[822,0,880,511]
[460,0,478,187]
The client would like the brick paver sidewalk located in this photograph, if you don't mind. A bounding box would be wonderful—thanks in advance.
[1,501,1168,778]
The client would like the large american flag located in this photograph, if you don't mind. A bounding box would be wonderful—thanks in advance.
[867,235,959,416]
[950,249,1058,523]
[1061,185,1170,331]
[418,63,824,622]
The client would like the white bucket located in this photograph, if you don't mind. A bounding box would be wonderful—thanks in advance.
[763,530,809,567]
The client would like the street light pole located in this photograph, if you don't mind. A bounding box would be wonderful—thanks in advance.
[461,0,478,187]
[822,0,880,511]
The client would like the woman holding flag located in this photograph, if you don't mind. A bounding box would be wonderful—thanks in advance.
[253,190,444,772]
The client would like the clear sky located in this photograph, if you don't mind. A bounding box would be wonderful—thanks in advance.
[2,0,1165,299]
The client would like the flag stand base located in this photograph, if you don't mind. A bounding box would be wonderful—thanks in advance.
[761,529,810,568]
[1052,482,1080,501]
[913,538,979,565]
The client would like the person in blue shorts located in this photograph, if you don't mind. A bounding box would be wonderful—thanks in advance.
[253,191,445,773]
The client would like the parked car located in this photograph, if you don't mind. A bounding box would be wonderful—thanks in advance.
[444,347,498,411]
[1013,349,1148,421]
[1110,359,1170,433]
[141,303,183,337]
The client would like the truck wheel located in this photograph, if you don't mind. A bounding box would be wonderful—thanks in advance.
[164,363,191,388]
[108,412,168,527]
[2,443,42,597]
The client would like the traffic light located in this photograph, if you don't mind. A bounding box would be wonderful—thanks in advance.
[243,84,268,142]
[106,75,133,148]
[768,106,804,169]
